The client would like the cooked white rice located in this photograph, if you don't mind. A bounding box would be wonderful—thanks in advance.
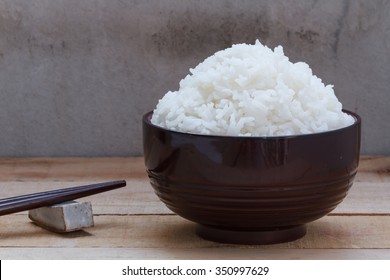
[151,40,354,136]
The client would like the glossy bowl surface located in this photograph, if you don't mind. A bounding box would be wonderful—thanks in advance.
[143,110,361,244]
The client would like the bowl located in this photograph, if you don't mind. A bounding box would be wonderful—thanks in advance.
[142,110,361,244]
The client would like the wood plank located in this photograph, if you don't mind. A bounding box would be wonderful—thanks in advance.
[0,180,388,215]
[0,157,388,260]
[1,248,389,260]
[333,182,390,214]
[358,156,390,173]
[0,215,389,249]
[0,181,170,215]
[355,156,390,182]
[0,156,388,182]
[0,157,146,181]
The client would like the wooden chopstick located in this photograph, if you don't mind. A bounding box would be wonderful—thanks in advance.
[0,180,126,216]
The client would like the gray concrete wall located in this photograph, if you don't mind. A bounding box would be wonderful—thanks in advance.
[0,0,389,156]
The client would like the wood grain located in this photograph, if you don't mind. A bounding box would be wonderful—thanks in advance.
[0,215,389,249]
[0,156,388,259]
[1,248,389,260]
[0,157,145,181]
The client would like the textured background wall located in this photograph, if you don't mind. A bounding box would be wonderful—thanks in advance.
[0,0,389,156]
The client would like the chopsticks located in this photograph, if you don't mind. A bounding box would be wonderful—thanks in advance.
[0,180,126,216]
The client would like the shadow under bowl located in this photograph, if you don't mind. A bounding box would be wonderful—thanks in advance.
[143,110,361,244]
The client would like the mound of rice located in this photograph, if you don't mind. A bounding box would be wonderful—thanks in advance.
[151,40,354,136]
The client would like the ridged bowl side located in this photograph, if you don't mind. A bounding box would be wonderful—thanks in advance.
[148,172,355,229]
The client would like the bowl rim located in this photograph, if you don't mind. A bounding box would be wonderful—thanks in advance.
[143,109,361,140]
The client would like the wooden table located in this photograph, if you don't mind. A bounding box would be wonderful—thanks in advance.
[0,157,389,259]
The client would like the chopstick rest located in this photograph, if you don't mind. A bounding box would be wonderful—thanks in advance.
[29,201,94,233]
[0,180,126,233]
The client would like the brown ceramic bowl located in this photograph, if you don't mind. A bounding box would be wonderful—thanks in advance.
[143,110,361,244]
